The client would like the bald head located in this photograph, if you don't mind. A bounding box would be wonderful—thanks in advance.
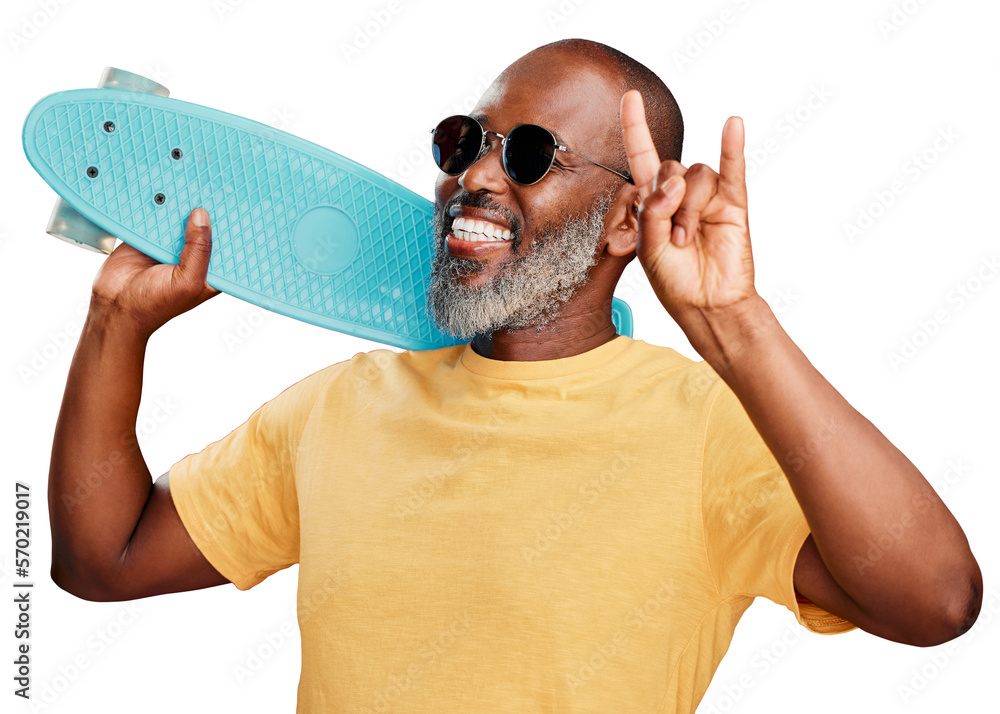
[500,39,684,170]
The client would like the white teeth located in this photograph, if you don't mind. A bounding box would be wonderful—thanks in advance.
[450,216,512,242]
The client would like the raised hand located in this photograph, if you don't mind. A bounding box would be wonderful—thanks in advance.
[90,207,220,338]
[620,90,757,332]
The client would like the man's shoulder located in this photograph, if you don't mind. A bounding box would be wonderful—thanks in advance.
[308,344,466,385]
[612,338,730,405]
[617,337,715,376]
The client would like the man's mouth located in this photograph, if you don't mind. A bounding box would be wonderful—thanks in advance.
[443,205,516,259]
[450,216,513,243]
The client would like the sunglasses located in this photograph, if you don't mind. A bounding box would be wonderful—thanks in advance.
[430,114,633,186]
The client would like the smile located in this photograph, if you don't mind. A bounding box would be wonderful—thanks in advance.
[450,217,512,243]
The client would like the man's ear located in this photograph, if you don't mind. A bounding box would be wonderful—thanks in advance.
[604,190,640,257]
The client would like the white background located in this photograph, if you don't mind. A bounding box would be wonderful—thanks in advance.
[3,0,998,712]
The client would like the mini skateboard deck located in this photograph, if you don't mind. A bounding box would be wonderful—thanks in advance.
[22,68,633,351]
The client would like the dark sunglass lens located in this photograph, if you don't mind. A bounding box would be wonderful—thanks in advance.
[432,116,481,175]
[505,124,555,184]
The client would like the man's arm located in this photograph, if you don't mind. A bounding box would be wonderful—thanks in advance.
[692,294,980,646]
[620,91,982,646]
[49,208,229,601]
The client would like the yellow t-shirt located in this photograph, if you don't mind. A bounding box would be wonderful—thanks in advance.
[169,335,854,713]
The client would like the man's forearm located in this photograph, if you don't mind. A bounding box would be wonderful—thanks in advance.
[49,301,155,597]
[683,294,981,638]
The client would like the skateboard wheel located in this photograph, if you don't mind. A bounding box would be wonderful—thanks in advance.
[97,67,170,97]
[46,198,116,254]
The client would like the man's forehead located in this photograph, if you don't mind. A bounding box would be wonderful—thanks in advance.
[470,60,619,143]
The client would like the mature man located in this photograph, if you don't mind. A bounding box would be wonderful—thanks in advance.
[49,40,981,712]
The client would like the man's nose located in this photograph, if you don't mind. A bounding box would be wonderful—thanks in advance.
[459,134,509,195]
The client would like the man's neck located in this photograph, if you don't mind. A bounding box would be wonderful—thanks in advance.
[469,303,619,361]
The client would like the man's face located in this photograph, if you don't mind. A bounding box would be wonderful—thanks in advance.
[427,56,625,339]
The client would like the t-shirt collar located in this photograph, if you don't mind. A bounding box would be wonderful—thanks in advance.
[458,335,633,380]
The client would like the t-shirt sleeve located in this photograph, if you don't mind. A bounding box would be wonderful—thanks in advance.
[701,376,855,634]
[168,367,332,590]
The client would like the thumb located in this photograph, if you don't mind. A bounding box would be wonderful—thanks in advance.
[638,174,686,253]
[176,208,220,297]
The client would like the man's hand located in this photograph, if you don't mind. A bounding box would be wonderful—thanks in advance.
[620,90,756,334]
[91,207,220,337]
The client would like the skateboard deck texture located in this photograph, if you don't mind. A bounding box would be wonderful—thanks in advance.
[23,88,633,350]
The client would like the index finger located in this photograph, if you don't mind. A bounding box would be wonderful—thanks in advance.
[718,116,748,206]
[621,90,660,199]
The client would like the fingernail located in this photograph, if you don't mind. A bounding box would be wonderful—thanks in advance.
[673,226,686,246]
[192,208,209,227]
[664,176,682,199]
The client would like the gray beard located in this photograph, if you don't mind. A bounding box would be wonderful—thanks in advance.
[426,190,615,340]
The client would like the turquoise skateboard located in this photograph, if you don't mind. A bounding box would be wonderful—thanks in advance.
[22,68,633,351]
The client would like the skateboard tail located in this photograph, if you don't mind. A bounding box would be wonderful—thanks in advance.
[27,68,172,254]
